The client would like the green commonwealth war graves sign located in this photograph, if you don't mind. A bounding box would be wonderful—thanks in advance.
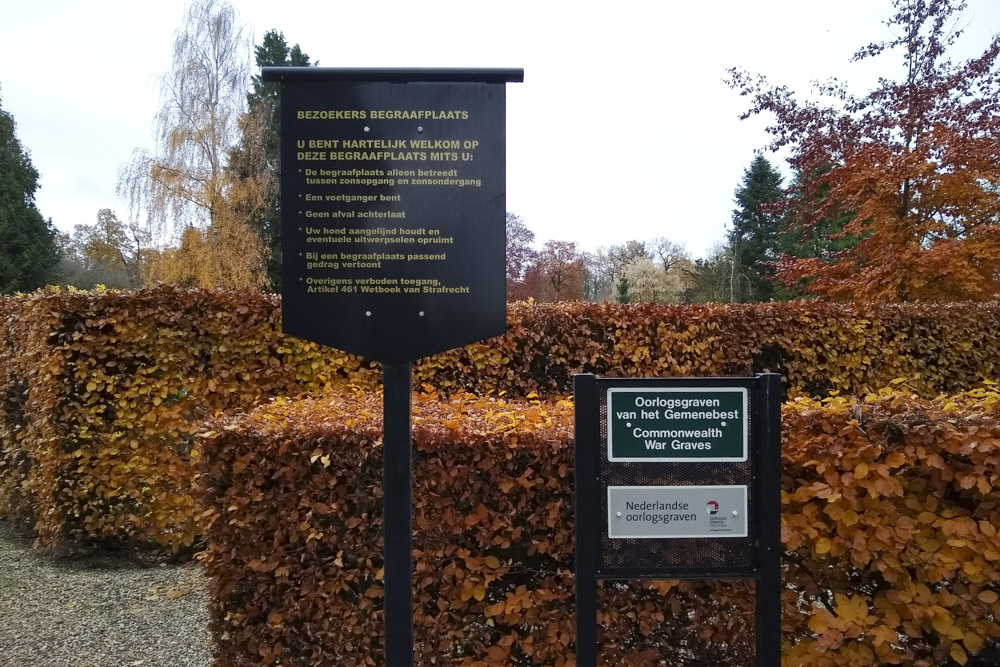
[604,386,750,542]
[607,387,748,462]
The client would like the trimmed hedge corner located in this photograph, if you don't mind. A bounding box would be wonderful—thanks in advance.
[0,286,369,547]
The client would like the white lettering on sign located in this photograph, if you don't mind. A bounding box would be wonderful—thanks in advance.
[635,396,721,409]
[632,427,723,439]
[607,387,749,463]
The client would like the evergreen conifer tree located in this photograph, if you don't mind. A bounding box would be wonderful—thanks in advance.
[727,154,784,301]
[228,30,312,291]
[0,89,59,293]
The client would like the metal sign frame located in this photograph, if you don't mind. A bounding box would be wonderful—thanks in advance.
[573,373,782,666]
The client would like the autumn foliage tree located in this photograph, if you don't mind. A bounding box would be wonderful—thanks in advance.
[522,240,586,302]
[58,209,151,288]
[729,0,1000,301]
[119,0,266,289]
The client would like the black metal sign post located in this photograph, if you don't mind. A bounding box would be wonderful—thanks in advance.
[383,361,414,663]
[573,373,782,666]
[574,375,601,667]
[265,67,522,666]
[757,372,782,667]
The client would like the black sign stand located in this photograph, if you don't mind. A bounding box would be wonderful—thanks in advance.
[383,362,413,664]
[573,373,782,666]
[757,372,782,666]
[264,67,522,667]
[574,375,601,667]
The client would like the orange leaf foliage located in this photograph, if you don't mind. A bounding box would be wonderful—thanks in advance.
[782,384,1000,665]
[198,384,1000,665]
[3,286,1000,554]
[0,286,369,548]
[732,0,1000,303]
[198,391,757,665]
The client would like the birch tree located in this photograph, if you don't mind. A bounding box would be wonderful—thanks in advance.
[119,0,265,289]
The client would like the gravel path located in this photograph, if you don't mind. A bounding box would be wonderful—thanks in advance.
[0,524,213,667]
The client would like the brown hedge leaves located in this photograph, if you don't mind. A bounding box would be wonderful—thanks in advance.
[3,286,1000,554]
[417,300,1000,399]
[198,391,756,666]
[198,384,1000,665]
[0,286,369,547]
[782,383,1000,665]
[4,287,1000,662]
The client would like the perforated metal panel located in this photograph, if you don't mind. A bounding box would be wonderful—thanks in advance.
[594,378,759,579]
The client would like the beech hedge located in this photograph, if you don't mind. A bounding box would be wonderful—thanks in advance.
[0,287,362,547]
[198,384,1000,666]
[421,299,1000,399]
[3,286,1000,548]
[197,390,755,666]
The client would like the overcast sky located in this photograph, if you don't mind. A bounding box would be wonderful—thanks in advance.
[2,0,998,259]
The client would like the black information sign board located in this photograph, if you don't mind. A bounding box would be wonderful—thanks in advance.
[264,68,522,667]
[272,68,517,363]
[574,374,782,666]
